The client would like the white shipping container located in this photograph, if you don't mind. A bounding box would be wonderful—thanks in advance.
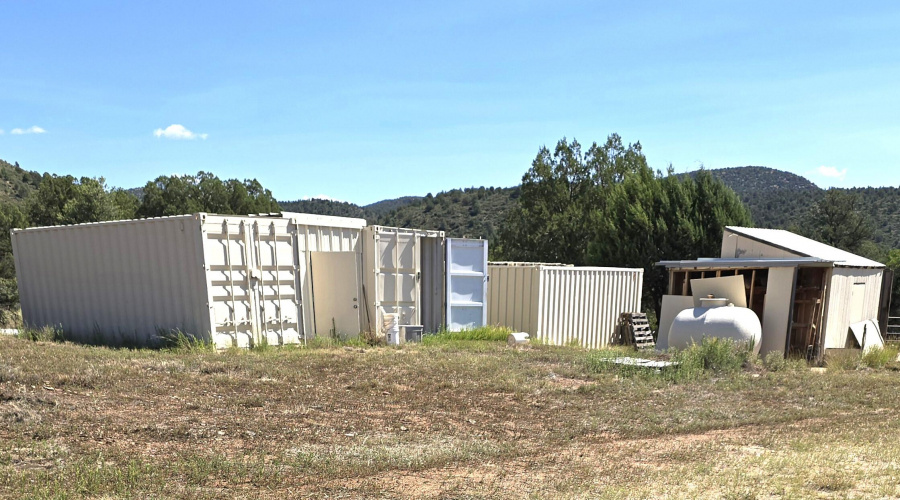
[361,226,446,336]
[488,263,644,348]
[12,212,366,348]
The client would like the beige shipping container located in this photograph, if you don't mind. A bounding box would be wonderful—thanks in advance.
[361,226,446,336]
[488,263,643,348]
[12,212,366,348]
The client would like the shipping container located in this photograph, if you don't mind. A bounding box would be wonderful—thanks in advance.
[12,212,366,348]
[361,226,444,336]
[487,263,643,348]
[360,227,490,337]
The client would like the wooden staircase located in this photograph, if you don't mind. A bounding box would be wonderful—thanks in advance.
[618,312,656,349]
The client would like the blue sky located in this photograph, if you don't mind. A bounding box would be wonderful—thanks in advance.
[2,1,899,205]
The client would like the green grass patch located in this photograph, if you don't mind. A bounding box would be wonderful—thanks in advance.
[421,325,512,344]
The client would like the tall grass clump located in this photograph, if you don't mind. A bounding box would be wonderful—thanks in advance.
[671,337,754,380]
[587,337,756,382]
[861,345,898,369]
[17,325,66,342]
[159,329,214,352]
[421,325,512,345]
[829,346,899,370]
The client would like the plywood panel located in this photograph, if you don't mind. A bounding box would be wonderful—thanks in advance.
[690,275,748,308]
[657,295,696,351]
[759,267,796,356]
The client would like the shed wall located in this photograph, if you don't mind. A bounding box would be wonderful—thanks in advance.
[488,265,643,349]
[823,268,883,349]
[12,215,210,345]
[722,231,804,259]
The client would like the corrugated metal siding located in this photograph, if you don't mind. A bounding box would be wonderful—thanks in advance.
[488,264,643,349]
[488,265,540,334]
[823,268,883,349]
[12,215,210,346]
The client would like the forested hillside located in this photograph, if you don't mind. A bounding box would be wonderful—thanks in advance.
[0,159,42,204]
[277,166,900,249]
[280,188,518,240]
[379,187,519,240]
[696,166,823,230]
[702,167,900,248]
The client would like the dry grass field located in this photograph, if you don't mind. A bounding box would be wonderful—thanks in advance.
[1,331,899,499]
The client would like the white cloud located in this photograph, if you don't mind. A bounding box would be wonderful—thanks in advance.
[302,194,345,203]
[816,165,847,180]
[153,124,208,140]
[10,126,46,135]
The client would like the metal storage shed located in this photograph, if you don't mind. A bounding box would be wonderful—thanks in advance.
[658,226,887,361]
[12,212,366,349]
[487,262,644,349]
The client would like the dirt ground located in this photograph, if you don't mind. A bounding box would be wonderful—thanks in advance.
[2,337,899,498]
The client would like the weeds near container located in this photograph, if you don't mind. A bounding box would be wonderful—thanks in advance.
[359,329,384,347]
[159,329,214,352]
[17,325,65,343]
[588,338,755,382]
[422,325,512,344]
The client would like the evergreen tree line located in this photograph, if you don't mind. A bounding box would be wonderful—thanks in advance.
[496,135,753,318]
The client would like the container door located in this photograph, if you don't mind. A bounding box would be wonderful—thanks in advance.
[310,251,361,338]
[205,218,302,348]
[446,238,488,331]
[250,220,303,346]
[420,236,445,333]
[373,229,420,331]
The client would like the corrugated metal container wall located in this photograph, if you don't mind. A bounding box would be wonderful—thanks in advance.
[488,264,643,349]
[12,215,210,346]
[12,213,367,349]
[288,214,365,337]
[822,267,883,349]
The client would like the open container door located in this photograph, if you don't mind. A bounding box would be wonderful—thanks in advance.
[446,238,488,331]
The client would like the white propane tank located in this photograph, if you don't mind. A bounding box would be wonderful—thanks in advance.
[668,299,762,354]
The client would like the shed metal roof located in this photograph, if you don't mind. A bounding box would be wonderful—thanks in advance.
[725,226,884,268]
[657,257,834,269]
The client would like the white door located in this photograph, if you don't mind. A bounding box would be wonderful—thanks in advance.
[310,252,361,338]
[446,238,488,331]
